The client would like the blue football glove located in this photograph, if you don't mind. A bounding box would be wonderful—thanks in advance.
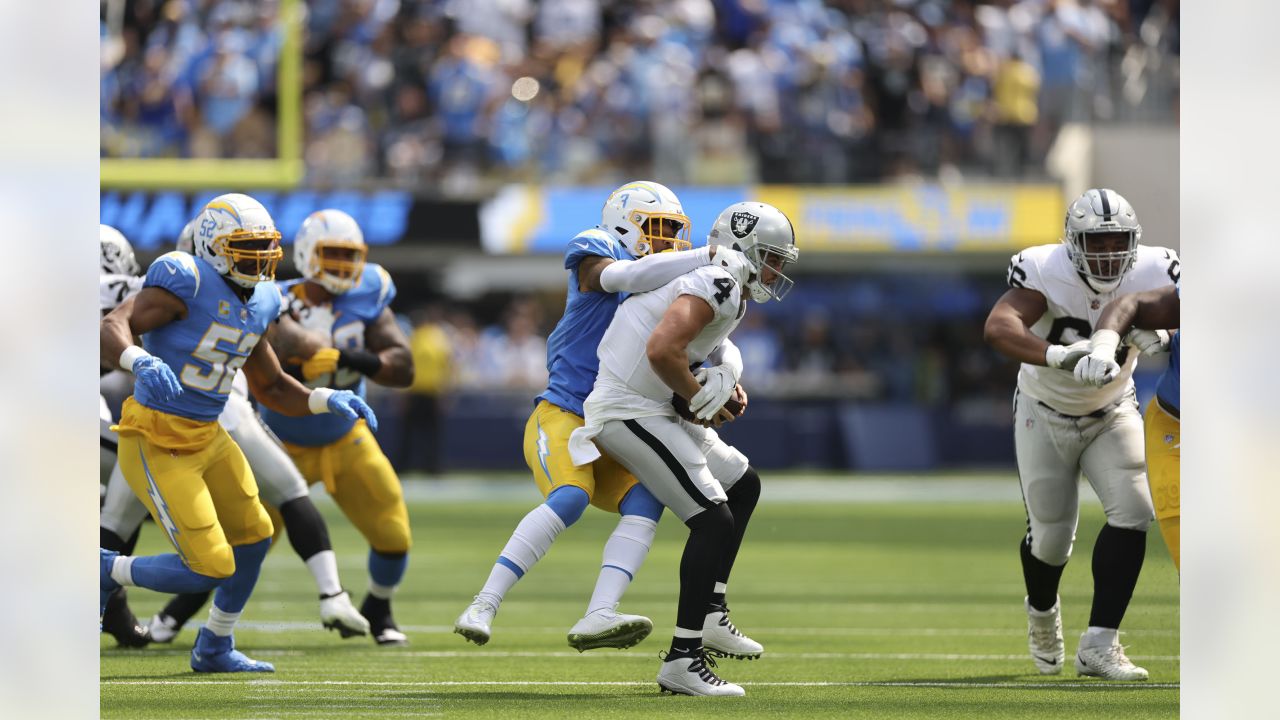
[132,355,183,401]
[327,390,378,432]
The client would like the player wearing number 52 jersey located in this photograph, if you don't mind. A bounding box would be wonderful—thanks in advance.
[259,209,416,647]
[986,188,1178,682]
[99,193,377,674]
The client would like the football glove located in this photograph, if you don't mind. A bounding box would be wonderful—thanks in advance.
[326,390,378,432]
[690,364,740,421]
[1044,339,1091,371]
[713,248,753,287]
[1074,329,1123,387]
[1125,328,1171,356]
[301,348,340,381]
[132,355,183,401]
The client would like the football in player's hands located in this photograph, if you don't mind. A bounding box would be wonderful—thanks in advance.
[672,392,744,424]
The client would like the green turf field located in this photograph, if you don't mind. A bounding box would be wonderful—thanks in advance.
[101,476,1179,719]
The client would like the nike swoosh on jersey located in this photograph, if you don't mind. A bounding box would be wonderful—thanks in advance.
[167,265,177,274]
[574,242,590,250]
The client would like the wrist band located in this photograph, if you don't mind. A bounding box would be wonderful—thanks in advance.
[308,388,335,414]
[119,345,150,372]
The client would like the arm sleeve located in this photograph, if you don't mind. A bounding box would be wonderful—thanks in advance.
[143,252,200,300]
[598,245,713,294]
[707,338,743,382]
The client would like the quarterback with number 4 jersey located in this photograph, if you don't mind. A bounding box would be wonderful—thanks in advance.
[986,188,1178,682]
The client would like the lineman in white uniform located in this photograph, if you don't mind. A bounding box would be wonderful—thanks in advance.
[99,221,370,645]
[984,188,1179,681]
[569,202,799,697]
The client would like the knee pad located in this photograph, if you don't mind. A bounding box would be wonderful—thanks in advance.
[1029,525,1075,567]
[371,518,412,555]
[686,502,735,539]
[546,485,590,526]
[618,483,663,521]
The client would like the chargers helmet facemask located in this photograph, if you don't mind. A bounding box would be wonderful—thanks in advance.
[294,209,368,294]
[192,193,283,289]
[600,181,692,257]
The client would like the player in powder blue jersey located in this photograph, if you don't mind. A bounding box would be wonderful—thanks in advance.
[454,181,754,652]
[99,194,377,673]
[1078,278,1181,569]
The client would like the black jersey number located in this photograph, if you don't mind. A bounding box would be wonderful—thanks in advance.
[712,277,735,305]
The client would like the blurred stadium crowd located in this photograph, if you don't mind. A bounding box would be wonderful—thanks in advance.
[101,0,1179,191]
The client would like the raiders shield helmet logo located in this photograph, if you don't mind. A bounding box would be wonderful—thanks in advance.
[731,211,759,239]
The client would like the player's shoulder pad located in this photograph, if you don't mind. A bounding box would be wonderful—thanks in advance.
[1133,245,1181,287]
[1006,244,1056,292]
[675,265,742,317]
[144,251,201,300]
[349,262,396,314]
[564,228,619,269]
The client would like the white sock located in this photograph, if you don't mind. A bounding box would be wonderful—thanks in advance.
[305,550,342,597]
[587,515,657,614]
[110,555,136,587]
[368,581,396,600]
[713,581,727,595]
[205,606,241,637]
[479,504,566,606]
[1081,626,1119,648]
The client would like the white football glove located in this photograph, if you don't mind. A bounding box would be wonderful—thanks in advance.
[1044,339,1092,371]
[713,248,753,287]
[689,364,739,421]
[1073,329,1122,387]
[1125,328,1171,356]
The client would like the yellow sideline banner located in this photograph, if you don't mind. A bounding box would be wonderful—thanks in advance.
[754,184,1064,253]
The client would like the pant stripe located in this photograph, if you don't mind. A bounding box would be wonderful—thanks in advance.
[139,445,187,563]
[622,419,714,511]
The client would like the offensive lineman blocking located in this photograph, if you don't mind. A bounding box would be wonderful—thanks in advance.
[984,188,1178,681]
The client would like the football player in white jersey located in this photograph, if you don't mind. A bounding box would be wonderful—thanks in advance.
[568,202,799,696]
[99,219,370,646]
[98,224,153,647]
[984,188,1179,681]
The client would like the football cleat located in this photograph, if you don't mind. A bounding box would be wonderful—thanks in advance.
[101,587,151,648]
[703,605,763,660]
[99,549,120,620]
[1026,596,1065,675]
[190,627,275,673]
[361,594,408,647]
[454,597,498,646]
[148,613,182,644]
[656,650,745,697]
[567,605,653,652]
[1075,639,1149,681]
[320,591,370,638]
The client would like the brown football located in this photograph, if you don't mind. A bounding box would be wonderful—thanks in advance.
[672,392,744,423]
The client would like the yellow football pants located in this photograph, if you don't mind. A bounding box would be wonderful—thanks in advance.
[523,400,639,514]
[1144,399,1180,570]
[115,399,273,579]
[283,421,411,554]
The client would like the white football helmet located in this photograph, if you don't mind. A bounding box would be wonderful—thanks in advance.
[100,224,140,276]
[600,180,692,256]
[708,202,799,303]
[293,209,368,294]
[176,218,196,255]
[191,193,283,289]
[1063,188,1141,292]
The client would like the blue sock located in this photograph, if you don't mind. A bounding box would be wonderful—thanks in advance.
[129,554,221,594]
[369,549,408,589]
[211,538,271,615]
[618,483,664,522]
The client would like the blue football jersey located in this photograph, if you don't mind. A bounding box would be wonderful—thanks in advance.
[261,263,397,446]
[1156,281,1180,413]
[138,252,281,422]
[536,228,635,417]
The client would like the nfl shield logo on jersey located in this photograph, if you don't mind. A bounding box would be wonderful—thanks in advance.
[218,300,231,318]
[731,211,759,238]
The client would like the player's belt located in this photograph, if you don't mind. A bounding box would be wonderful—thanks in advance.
[1036,400,1110,419]
[1155,395,1180,420]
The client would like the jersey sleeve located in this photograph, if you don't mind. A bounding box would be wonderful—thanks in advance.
[372,264,396,312]
[144,251,201,301]
[672,266,741,321]
[563,228,617,271]
[1006,249,1046,293]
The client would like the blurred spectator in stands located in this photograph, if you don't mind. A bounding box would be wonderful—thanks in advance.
[990,48,1039,177]
[401,305,454,475]
[190,29,260,157]
[477,300,548,390]
[446,308,485,388]
[731,310,783,391]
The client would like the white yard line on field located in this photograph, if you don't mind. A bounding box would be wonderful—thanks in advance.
[102,678,1179,690]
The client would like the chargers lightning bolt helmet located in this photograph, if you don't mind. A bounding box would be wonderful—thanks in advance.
[708,202,799,303]
[1064,188,1141,292]
[293,209,368,294]
[192,193,283,288]
[100,224,140,276]
[600,181,692,256]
